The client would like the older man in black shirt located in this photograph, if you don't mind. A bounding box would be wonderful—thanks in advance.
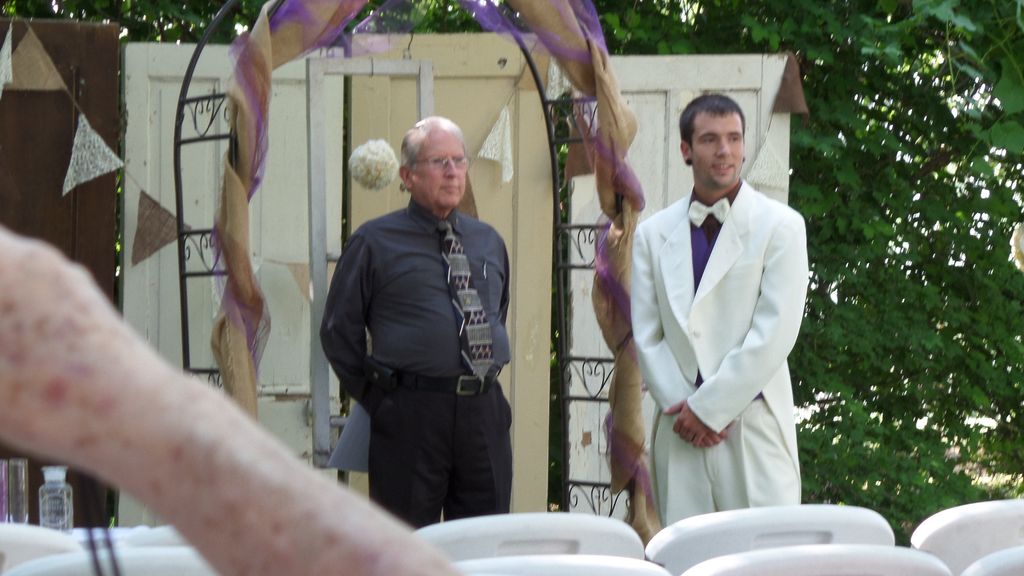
[320,116,512,527]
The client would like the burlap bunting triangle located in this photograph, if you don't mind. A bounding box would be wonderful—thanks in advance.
[9,26,67,92]
[132,191,181,266]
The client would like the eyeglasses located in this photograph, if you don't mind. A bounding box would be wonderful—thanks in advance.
[415,156,469,171]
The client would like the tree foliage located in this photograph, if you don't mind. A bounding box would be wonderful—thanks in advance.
[0,0,481,42]
[1,0,275,42]
[595,0,1024,541]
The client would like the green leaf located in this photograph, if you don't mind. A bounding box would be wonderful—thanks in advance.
[602,13,621,31]
[989,121,1024,150]
[993,73,1024,114]
[969,158,996,178]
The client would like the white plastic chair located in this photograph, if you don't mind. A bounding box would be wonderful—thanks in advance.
[681,544,953,576]
[4,547,217,576]
[911,499,1024,575]
[0,524,83,573]
[117,525,187,547]
[416,512,645,561]
[456,554,672,575]
[646,504,895,575]
[961,545,1024,576]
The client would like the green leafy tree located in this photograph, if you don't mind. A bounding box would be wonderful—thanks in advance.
[596,0,1024,541]
[0,0,479,42]
[1,0,265,42]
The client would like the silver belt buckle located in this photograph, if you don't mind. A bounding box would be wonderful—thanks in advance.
[456,375,481,396]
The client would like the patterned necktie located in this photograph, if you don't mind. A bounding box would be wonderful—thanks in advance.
[438,220,493,380]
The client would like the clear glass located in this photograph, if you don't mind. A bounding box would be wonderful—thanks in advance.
[39,465,73,532]
[0,458,7,522]
[7,458,29,524]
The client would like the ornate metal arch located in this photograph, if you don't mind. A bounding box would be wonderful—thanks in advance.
[512,37,625,518]
[172,0,242,384]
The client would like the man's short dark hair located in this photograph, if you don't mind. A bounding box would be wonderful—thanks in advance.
[678,93,746,144]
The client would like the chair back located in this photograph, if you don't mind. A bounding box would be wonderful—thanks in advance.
[646,504,895,575]
[456,554,671,576]
[961,545,1024,576]
[415,513,645,561]
[3,547,216,576]
[911,499,1024,575]
[0,524,82,572]
[117,525,187,547]
[681,544,952,576]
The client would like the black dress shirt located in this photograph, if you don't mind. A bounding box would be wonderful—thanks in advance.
[320,199,511,403]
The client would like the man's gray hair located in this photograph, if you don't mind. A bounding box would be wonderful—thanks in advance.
[400,116,467,168]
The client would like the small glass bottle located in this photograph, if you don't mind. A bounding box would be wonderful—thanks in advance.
[0,458,8,522]
[8,458,28,524]
[38,465,73,532]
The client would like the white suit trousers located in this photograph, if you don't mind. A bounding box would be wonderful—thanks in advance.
[652,399,800,525]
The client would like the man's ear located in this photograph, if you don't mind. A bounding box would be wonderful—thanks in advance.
[399,166,411,191]
[680,141,692,166]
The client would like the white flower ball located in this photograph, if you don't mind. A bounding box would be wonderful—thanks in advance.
[348,139,399,191]
[1012,222,1024,273]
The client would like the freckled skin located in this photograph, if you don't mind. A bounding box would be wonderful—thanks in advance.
[43,377,70,407]
[0,225,459,576]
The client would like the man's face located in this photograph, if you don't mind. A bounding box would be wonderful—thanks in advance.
[401,129,467,219]
[680,111,745,202]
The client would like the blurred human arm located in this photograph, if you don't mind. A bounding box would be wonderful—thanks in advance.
[0,225,458,576]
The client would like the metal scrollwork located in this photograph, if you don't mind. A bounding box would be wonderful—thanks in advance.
[567,482,627,517]
[189,369,222,390]
[558,224,599,268]
[183,93,229,141]
[544,95,594,143]
[565,357,616,400]
[182,229,219,274]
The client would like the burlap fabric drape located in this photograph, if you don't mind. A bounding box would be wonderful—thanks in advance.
[213,0,370,418]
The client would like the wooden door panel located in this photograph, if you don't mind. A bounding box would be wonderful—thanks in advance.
[0,17,118,528]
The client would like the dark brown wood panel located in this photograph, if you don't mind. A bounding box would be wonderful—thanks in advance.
[0,17,119,528]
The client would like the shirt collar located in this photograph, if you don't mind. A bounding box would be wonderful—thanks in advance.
[407,199,460,233]
[690,180,743,208]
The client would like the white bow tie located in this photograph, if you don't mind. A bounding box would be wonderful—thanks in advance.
[688,198,730,227]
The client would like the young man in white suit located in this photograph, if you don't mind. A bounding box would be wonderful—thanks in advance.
[631,93,809,525]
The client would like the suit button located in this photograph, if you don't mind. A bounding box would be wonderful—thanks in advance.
[692,330,701,339]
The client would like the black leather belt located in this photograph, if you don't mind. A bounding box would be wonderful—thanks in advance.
[397,372,493,396]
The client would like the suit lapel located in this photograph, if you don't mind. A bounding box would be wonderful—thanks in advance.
[659,199,695,328]
[693,184,754,306]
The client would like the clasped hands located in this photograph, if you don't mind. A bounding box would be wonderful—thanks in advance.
[665,399,728,448]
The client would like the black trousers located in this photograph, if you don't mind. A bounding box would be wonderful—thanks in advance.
[367,382,513,528]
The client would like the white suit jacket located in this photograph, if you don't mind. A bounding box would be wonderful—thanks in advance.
[631,182,809,470]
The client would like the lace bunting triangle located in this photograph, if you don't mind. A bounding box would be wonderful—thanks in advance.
[0,26,13,101]
[63,114,123,196]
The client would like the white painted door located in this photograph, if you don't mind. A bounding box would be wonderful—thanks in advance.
[564,54,793,518]
[344,34,554,512]
[122,42,345,523]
